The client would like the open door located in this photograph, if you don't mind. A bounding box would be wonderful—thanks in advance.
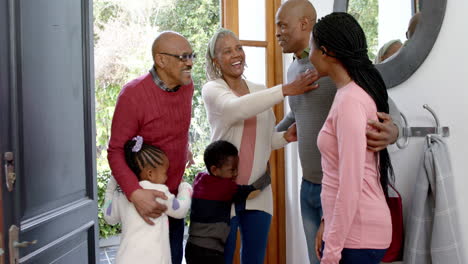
[1,0,98,263]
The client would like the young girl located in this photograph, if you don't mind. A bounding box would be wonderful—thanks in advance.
[103,136,192,264]
[310,13,394,264]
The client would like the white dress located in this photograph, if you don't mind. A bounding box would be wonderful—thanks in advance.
[103,177,192,264]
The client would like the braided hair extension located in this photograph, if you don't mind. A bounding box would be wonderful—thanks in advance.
[124,139,166,180]
[313,12,394,197]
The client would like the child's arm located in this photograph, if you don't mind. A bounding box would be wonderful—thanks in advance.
[157,182,193,219]
[103,176,122,225]
[234,169,271,201]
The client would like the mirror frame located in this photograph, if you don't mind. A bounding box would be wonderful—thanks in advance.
[333,0,447,88]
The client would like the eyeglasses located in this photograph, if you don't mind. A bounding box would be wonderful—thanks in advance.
[158,52,197,62]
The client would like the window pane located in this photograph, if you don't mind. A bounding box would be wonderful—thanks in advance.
[243,46,266,85]
[347,0,379,60]
[238,0,265,41]
[348,0,412,60]
[378,0,411,48]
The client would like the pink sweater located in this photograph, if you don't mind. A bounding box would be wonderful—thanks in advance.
[317,82,391,264]
[107,73,193,198]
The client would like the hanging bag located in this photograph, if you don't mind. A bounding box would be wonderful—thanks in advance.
[382,184,404,262]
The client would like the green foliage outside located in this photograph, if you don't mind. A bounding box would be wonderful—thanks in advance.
[348,0,379,60]
[97,170,122,238]
[94,0,220,238]
[152,0,221,184]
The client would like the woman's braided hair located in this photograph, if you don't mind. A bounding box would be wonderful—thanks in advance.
[124,139,166,180]
[313,12,394,197]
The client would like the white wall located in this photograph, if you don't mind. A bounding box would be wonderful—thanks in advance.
[388,0,468,259]
[284,0,468,263]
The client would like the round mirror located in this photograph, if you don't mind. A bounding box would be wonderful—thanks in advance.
[333,0,447,88]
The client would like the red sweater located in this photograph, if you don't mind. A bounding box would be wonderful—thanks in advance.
[192,172,238,201]
[107,73,193,198]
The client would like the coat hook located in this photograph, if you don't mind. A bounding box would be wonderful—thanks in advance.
[395,104,449,150]
[423,104,440,133]
[396,112,409,149]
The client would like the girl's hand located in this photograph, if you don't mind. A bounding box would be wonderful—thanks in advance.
[315,219,325,261]
[284,123,297,142]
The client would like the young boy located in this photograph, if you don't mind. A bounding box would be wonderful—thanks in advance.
[184,140,270,264]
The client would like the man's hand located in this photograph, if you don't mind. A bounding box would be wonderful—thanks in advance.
[284,123,297,142]
[130,189,168,225]
[186,149,195,168]
[366,112,399,152]
[315,220,325,261]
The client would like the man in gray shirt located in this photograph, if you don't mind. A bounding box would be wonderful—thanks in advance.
[275,1,400,263]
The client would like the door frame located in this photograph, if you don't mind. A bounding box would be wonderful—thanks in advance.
[1,0,20,261]
[222,1,286,263]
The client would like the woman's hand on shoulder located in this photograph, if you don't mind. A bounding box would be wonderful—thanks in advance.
[282,69,320,96]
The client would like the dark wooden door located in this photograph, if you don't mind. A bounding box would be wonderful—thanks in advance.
[1,0,98,263]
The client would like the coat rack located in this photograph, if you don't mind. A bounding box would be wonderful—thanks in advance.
[396,104,450,149]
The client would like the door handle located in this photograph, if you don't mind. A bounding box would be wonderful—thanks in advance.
[0,231,4,264]
[9,225,38,263]
[3,152,15,192]
[13,240,37,248]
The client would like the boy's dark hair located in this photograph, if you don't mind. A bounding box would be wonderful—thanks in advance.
[204,140,238,175]
[124,138,166,180]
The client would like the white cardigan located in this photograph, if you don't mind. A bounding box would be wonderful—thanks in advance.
[103,177,192,264]
[202,78,288,215]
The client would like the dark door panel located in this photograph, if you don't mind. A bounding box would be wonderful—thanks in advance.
[2,0,97,263]
[21,227,94,264]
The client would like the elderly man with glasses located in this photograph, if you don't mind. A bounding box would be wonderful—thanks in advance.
[107,31,195,264]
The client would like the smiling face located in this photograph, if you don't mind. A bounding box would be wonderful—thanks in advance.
[213,34,245,79]
[275,0,317,55]
[275,9,304,54]
[153,32,194,88]
[211,155,239,181]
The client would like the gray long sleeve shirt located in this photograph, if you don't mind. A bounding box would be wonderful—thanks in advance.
[276,56,336,184]
[276,55,401,184]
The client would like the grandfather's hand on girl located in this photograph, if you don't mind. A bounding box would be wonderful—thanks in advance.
[282,69,320,96]
[130,189,168,225]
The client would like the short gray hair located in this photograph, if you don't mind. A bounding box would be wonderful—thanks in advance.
[205,28,238,81]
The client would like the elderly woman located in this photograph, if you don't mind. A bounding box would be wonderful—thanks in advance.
[201,28,317,264]
[374,39,403,63]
